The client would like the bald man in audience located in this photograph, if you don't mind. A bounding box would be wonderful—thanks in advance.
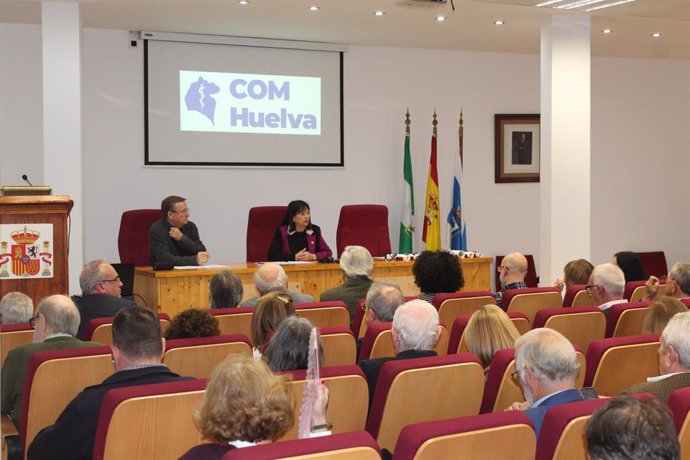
[621,312,690,402]
[644,262,690,302]
[1,295,100,427]
[73,259,137,339]
[587,263,627,314]
[496,252,529,304]
[28,305,191,460]
[508,328,584,437]
[357,281,405,357]
[0,291,33,324]
[358,299,441,406]
[239,263,314,307]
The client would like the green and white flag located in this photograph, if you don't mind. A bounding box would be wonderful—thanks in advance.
[399,110,415,253]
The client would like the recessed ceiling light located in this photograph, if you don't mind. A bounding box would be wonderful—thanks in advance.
[435,15,446,22]
[651,32,662,38]
[602,28,612,34]
[586,0,635,11]
[238,0,248,4]
[494,20,505,25]
[308,5,319,11]
[374,10,385,16]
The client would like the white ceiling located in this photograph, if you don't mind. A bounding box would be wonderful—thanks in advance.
[1,0,688,59]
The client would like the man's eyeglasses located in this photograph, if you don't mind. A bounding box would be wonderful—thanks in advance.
[29,314,40,329]
[584,284,600,293]
[99,276,121,284]
[497,265,509,274]
[359,302,367,312]
[171,208,190,215]
[510,370,521,387]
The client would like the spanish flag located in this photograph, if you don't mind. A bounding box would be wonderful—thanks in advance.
[423,111,441,250]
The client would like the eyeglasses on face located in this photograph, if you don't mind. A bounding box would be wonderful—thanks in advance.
[497,265,509,273]
[584,284,600,293]
[29,314,40,329]
[99,276,121,284]
[510,370,521,387]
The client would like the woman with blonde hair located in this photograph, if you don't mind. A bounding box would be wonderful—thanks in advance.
[251,291,295,357]
[641,296,687,334]
[465,304,521,370]
[180,355,329,459]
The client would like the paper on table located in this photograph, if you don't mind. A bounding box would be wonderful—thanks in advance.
[173,264,230,270]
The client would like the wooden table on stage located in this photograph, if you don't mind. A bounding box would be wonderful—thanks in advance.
[134,257,492,316]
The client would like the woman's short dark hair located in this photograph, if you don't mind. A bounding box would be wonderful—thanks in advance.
[264,316,324,372]
[209,270,243,309]
[164,308,220,340]
[614,251,648,282]
[282,200,312,230]
[412,250,464,294]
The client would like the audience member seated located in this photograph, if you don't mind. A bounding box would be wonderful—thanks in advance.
[264,316,324,372]
[586,396,680,460]
[179,355,330,459]
[209,270,243,309]
[0,291,33,324]
[358,299,441,406]
[320,245,374,322]
[613,250,648,282]
[72,259,136,339]
[644,262,690,302]
[357,281,405,357]
[240,263,313,307]
[508,328,583,438]
[1,295,99,427]
[641,296,687,334]
[553,258,594,293]
[267,199,332,262]
[164,308,221,340]
[496,252,529,304]
[149,195,209,267]
[587,263,627,315]
[27,305,191,460]
[412,250,464,304]
[465,304,520,373]
[621,312,690,402]
[251,291,296,358]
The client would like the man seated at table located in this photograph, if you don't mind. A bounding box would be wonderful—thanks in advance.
[27,305,190,460]
[149,195,209,267]
[240,263,314,307]
[73,259,136,339]
[1,295,100,427]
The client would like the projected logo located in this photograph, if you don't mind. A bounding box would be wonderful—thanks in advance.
[180,71,321,135]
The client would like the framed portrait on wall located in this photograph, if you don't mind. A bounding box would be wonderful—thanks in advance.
[494,114,540,183]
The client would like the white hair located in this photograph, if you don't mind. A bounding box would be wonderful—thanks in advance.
[515,328,580,383]
[592,263,625,298]
[661,312,690,369]
[0,292,34,324]
[79,259,112,294]
[669,262,690,295]
[254,263,288,295]
[339,246,374,278]
[392,299,439,351]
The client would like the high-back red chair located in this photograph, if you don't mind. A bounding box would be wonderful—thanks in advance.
[336,204,391,257]
[222,431,381,459]
[393,411,536,460]
[563,284,592,307]
[358,322,393,362]
[636,251,668,279]
[163,334,252,378]
[605,301,651,337]
[480,348,522,414]
[668,387,690,451]
[532,307,606,352]
[432,291,496,331]
[246,206,286,262]
[495,254,538,288]
[117,209,161,266]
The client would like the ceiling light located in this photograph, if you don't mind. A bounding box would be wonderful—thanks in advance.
[308,5,319,11]
[555,0,605,9]
[651,32,662,38]
[494,20,505,25]
[602,28,612,34]
[535,0,566,6]
[238,0,249,4]
[585,0,635,11]
[435,15,446,22]
[374,10,385,16]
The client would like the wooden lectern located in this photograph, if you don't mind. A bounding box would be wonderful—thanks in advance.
[0,196,73,305]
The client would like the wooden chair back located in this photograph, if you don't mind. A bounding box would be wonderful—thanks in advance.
[295,303,350,328]
[209,307,255,345]
[587,337,659,396]
[571,290,594,307]
[541,310,606,352]
[612,306,650,337]
[90,317,171,346]
[162,335,252,378]
[0,326,33,367]
[629,283,667,303]
[320,327,357,366]
[436,294,495,333]
[506,291,563,325]
[369,326,449,359]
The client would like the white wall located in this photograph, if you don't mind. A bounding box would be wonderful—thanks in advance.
[2,25,688,291]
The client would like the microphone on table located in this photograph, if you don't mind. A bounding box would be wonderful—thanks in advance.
[21,174,33,186]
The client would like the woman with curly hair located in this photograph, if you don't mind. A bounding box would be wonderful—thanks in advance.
[412,250,464,303]
[179,355,330,459]
[164,308,220,340]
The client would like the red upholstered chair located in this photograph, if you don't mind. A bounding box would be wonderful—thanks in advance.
[294,301,350,328]
[432,291,496,331]
[623,280,660,302]
[499,287,562,325]
[495,254,539,288]
[320,326,357,365]
[357,321,393,362]
[92,379,207,460]
[222,431,381,460]
[353,298,366,337]
[245,206,286,262]
[532,307,605,352]
[117,209,160,266]
[668,387,690,449]
[0,323,33,367]
[365,353,485,452]
[19,346,112,452]
[584,334,660,396]
[358,321,449,362]
[480,348,522,413]
[208,307,255,343]
[83,313,172,345]
[535,398,608,460]
[682,298,690,308]
[335,204,391,257]
[447,311,528,355]
[637,251,668,279]
[604,301,651,337]
[393,410,536,460]
[563,284,593,307]
[163,334,252,378]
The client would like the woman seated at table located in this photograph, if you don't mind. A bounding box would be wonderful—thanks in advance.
[179,355,330,459]
[267,200,332,262]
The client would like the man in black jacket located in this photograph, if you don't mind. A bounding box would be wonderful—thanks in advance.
[149,195,209,266]
[27,306,191,460]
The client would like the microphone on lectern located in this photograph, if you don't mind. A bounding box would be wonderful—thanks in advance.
[21,174,33,186]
